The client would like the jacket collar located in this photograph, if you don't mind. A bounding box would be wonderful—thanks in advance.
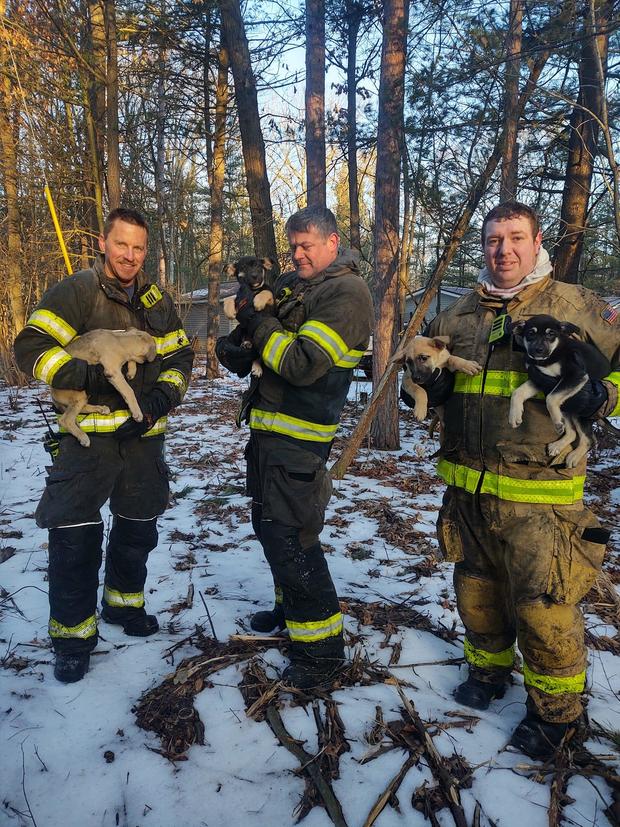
[453,276,553,315]
[94,253,150,300]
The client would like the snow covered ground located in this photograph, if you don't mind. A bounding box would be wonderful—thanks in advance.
[1,370,619,827]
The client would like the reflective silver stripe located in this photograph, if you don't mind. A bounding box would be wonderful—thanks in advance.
[33,347,72,383]
[103,585,145,608]
[286,612,344,642]
[27,309,76,345]
[298,320,347,364]
[49,615,97,640]
[262,330,296,372]
[249,408,338,442]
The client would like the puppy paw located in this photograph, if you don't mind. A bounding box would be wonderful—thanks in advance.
[462,360,483,375]
[78,434,91,448]
[565,449,585,468]
[133,411,144,422]
[413,404,428,422]
[508,404,523,428]
[251,361,263,378]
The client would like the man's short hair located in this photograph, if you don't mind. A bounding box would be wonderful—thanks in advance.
[481,201,540,243]
[103,208,149,238]
[285,206,339,238]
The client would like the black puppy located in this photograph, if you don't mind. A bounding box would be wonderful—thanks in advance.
[509,314,609,467]
[223,256,277,377]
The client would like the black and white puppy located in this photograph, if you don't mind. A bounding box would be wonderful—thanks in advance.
[509,314,609,467]
[222,256,277,377]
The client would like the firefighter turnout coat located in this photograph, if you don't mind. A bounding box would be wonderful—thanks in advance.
[427,277,619,722]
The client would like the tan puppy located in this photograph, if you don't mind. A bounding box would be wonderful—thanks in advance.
[393,335,482,421]
[51,328,157,448]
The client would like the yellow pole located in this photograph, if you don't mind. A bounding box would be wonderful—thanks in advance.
[44,184,73,275]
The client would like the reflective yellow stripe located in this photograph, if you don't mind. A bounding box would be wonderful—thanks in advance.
[27,309,77,345]
[250,408,338,443]
[49,614,97,640]
[437,458,585,505]
[158,368,188,396]
[464,637,515,669]
[57,411,167,436]
[298,320,347,364]
[454,370,544,398]
[523,662,586,695]
[103,585,145,609]
[33,346,72,383]
[262,330,296,372]
[154,328,191,356]
[604,371,620,416]
[335,348,364,368]
[286,611,343,642]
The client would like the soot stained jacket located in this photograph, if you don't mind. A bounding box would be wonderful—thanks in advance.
[14,255,194,438]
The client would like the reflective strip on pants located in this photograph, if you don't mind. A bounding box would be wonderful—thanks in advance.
[286,611,343,643]
[103,585,145,608]
[49,614,97,640]
[523,662,586,695]
[464,637,515,669]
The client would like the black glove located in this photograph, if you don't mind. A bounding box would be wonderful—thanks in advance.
[215,334,255,377]
[115,388,172,441]
[84,364,113,397]
[235,284,270,337]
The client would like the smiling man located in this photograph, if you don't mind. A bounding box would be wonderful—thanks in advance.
[400,201,619,760]
[216,206,373,689]
[14,208,194,684]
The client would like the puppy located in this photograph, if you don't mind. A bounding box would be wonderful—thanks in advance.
[51,328,157,448]
[509,314,610,467]
[222,256,277,378]
[393,336,483,422]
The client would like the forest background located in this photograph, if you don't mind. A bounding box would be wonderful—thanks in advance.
[1,0,619,447]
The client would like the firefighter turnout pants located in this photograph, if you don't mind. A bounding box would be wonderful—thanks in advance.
[246,433,344,665]
[437,486,609,722]
[36,435,170,653]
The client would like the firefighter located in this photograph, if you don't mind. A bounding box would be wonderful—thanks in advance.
[401,202,619,760]
[14,208,194,683]
[216,206,373,689]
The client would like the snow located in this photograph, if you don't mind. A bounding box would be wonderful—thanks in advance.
[1,371,619,827]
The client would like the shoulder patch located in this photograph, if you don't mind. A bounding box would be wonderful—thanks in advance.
[601,303,618,324]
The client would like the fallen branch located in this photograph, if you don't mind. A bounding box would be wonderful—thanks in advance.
[362,754,418,827]
[265,704,349,827]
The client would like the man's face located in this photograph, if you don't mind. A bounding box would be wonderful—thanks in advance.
[483,216,542,289]
[98,219,148,286]
[288,226,339,280]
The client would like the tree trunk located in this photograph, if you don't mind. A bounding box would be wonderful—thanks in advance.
[398,151,416,329]
[500,0,522,202]
[217,0,277,262]
[155,26,168,287]
[205,40,229,380]
[370,0,409,451]
[554,0,611,283]
[347,0,361,252]
[305,0,326,208]
[105,0,121,210]
[87,0,106,233]
[0,0,25,334]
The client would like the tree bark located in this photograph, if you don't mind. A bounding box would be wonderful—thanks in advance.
[105,0,121,210]
[500,0,522,202]
[217,0,277,262]
[155,17,168,288]
[0,0,25,334]
[554,0,611,283]
[205,40,229,380]
[305,0,326,208]
[346,0,362,252]
[370,0,409,451]
[87,0,106,233]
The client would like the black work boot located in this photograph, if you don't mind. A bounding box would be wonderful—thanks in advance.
[250,605,285,633]
[282,658,345,691]
[100,605,159,637]
[509,713,580,761]
[54,652,90,683]
[454,675,506,710]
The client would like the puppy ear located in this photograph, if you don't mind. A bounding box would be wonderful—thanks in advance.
[559,321,580,337]
[262,257,275,271]
[512,320,525,345]
[431,336,450,350]
[390,343,407,365]
[224,263,237,278]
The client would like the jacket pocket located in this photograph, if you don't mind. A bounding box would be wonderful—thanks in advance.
[436,491,464,562]
[547,505,609,604]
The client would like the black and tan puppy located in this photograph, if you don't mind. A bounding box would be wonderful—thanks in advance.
[222,256,277,377]
[393,336,483,422]
[509,314,610,467]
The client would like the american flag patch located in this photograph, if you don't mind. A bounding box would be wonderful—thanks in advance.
[601,304,618,324]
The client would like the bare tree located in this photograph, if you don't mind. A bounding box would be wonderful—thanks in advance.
[371,0,409,451]
[105,0,120,209]
[500,0,523,202]
[306,0,326,207]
